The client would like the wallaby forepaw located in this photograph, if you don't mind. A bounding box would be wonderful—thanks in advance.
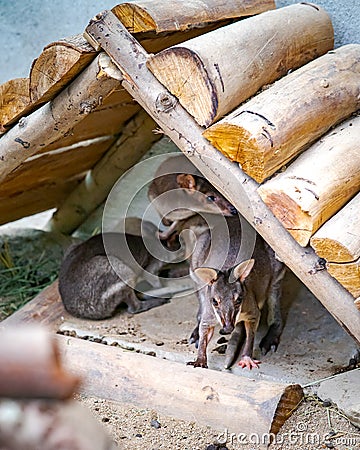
[238,356,261,370]
[187,359,208,369]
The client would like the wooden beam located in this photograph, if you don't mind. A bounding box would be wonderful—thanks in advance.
[111,0,275,33]
[0,53,121,184]
[85,11,360,345]
[310,192,360,263]
[56,333,303,438]
[257,116,360,246]
[147,3,333,126]
[203,45,360,182]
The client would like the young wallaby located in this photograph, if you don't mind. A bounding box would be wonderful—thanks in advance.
[148,154,237,240]
[58,226,169,320]
[180,214,286,369]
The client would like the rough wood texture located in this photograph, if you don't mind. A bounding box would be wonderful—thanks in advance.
[111,0,275,33]
[0,326,79,399]
[327,259,360,299]
[204,44,360,182]
[30,34,97,104]
[0,53,121,184]
[85,11,360,345]
[47,110,161,234]
[147,3,334,127]
[0,78,31,132]
[258,116,360,247]
[310,193,360,263]
[58,334,302,438]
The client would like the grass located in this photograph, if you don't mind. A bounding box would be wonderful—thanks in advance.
[0,240,58,319]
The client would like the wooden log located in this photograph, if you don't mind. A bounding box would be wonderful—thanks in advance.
[310,193,360,263]
[0,399,116,450]
[85,10,360,346]
[47,109,161,234]
[0,53,121,184]
[355,297,360,312]
[57,334,303,439]
[111,0,275,33]
[0,78,31,132]
[327,258,360,299]
[147,3,334,127]
[0,326,79,399]
[29,34,97,104]
[257,116,360,247]
[204,44,360,182]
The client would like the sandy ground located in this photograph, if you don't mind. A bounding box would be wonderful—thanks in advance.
[77,393,360,450]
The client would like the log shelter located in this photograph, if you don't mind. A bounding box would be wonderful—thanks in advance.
[0,0,359,440]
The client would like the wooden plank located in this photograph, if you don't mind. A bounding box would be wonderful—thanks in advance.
[0,78,31,133]
[0,177,82,226]
[147,3,333,126]
[310,192,360,263]
[30,34,96,104]
[0,136,116,198]
[203,45,360,182]
[85,11,360,345]
[257,116,360,246]
[0,53,121,184]
[57,333,303,439]
[111,0,275,33]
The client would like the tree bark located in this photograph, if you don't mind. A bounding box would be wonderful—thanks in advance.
[257,116,360,247]
[84,11,360,345]
[111,0,275,33]
[147,3,333,127]
[310,193,360,263]
[204,44,360,182]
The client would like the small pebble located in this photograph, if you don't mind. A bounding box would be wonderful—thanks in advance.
[151,419,161,429]
[101,417,110,423]
[322,400,332,407]
[324,441,334,449]
[135,433,142,438]
[155,341,164,346]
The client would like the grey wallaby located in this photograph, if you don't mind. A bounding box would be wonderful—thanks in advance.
[179,214,286,369]
[148,154,237,240]
[59,226,169,320]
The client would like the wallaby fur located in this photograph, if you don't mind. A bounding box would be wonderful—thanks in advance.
[148,154,237,240]
[179,214,286,369]
[59,230,168,320]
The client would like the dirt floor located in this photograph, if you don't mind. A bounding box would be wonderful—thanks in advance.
[77,393,360,450]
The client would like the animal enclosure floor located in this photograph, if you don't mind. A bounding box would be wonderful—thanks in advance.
[57,269,356,386]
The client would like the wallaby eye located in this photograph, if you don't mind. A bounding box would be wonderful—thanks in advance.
[207,195,216,202]
[212,298,219,307]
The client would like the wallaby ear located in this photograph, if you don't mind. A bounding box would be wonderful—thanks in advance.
[176,174,196,190]
[194,267,218,284]
[233,259,255,283]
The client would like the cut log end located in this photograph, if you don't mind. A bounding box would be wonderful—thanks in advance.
[327,259,360,299]
[258,188,313,246]
[310,237,355,262]
[147,47,217,127]
[270,384,303,435]
[112,4,156,33]
[0,78,31,131]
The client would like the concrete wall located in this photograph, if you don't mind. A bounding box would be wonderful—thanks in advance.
[0,0,359,84]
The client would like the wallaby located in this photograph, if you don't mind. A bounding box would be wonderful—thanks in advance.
[59,226,170,320]
[148,154,237,240]
[179,214,286,369]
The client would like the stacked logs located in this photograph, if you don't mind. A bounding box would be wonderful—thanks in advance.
[146,3,360,299]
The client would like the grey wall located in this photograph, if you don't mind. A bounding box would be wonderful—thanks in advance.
[0,0,359,84]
